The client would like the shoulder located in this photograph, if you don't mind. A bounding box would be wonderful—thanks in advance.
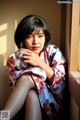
[10,50,21,57]
[46,44,65,62]
[46,44,65,60]
[6,50,20,65]
[8,50,19,59]
[46,44,61,54]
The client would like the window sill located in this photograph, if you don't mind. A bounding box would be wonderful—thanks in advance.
[70,71,80,84]
[69,71,80,107]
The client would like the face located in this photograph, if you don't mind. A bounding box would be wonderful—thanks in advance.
[24,29,45,55]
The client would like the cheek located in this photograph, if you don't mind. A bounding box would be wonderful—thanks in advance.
[25,41,31,47]
[42,39,45,45]
[41,41,45,48]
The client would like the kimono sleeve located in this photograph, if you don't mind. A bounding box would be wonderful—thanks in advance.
[6,54,17,88]
[50,46,66,86]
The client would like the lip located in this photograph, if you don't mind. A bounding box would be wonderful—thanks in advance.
[32,46,40,50]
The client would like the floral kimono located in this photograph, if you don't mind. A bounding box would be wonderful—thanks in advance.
[6,44,66,120]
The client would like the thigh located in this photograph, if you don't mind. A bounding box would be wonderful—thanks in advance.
[25,89,39,108]
[16,74,36,90]
[26,90,50,120]
[25,89,42,120]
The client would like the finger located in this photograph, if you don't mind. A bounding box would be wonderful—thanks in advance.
[26,49,32,52]
[20,48,32,53]
[23,59,30,63]
[23,52,30,56]
[21,55,30,60]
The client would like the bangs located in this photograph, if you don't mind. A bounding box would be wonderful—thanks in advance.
[25,20,45,36]
[26,27,44,36]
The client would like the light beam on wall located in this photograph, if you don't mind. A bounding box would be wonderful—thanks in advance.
[0,23,7,32]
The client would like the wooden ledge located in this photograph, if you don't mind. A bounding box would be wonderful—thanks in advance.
[69,71,80,107]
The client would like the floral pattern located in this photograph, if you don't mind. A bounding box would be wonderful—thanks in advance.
[6,44,66,119]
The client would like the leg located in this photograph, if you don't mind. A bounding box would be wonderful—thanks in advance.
[3,75,36,120]
[24,90,42,120]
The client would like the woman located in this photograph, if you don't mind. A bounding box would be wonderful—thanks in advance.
[2,15,66,120]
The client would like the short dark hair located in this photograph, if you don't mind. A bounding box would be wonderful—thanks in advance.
[14,15,50,50]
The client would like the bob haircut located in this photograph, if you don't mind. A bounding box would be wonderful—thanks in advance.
[14,15,51,50]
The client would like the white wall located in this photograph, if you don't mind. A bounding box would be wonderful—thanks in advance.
[0,0,61,110]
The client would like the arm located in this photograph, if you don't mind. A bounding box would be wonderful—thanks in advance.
[6,50,27,89]
[21,46,65,84]
[20,48,54,82]
[39,46,65,84]
[38,60,54,82]
[6,54,16,88]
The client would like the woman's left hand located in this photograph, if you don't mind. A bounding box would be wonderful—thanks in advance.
[20,48,42,66]
[20,48,54,82]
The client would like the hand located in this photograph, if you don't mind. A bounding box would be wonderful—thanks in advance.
[20,48,54,82]
[20,48,42,66]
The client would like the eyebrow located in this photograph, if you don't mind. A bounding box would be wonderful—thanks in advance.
[31,32,44,35]
[38,33,44,34]
[31,28,44,34]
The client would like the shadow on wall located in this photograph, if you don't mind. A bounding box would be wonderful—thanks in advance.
[0,15,18,110]
[0,19,16,110]
[0,54,11,110]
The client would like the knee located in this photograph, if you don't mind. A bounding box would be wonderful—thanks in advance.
[16,74,35,88]
[19,74,31,82]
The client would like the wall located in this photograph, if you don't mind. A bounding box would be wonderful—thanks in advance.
[66,2,80,120]
[0,0,61,110]
[70,97,80,120]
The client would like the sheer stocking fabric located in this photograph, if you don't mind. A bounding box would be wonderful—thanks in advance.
[24,90,42,120]
[3,75,36,120]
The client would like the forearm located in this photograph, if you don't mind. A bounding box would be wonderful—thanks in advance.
[38,60,54,82]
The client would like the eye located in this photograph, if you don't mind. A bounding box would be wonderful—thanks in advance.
[27,35,33,39]
[38,34,44,38]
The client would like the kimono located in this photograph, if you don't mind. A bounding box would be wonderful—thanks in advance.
[6,44,66,120]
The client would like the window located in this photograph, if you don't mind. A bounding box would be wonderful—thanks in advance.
[70,1,80,72]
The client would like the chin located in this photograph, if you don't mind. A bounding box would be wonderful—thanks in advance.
[33,50,40,54]
[34,51,39,54]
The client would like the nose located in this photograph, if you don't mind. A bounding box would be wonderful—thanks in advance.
[33,35,39,44]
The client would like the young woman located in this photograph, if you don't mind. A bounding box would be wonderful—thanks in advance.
[2,15,66,120]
